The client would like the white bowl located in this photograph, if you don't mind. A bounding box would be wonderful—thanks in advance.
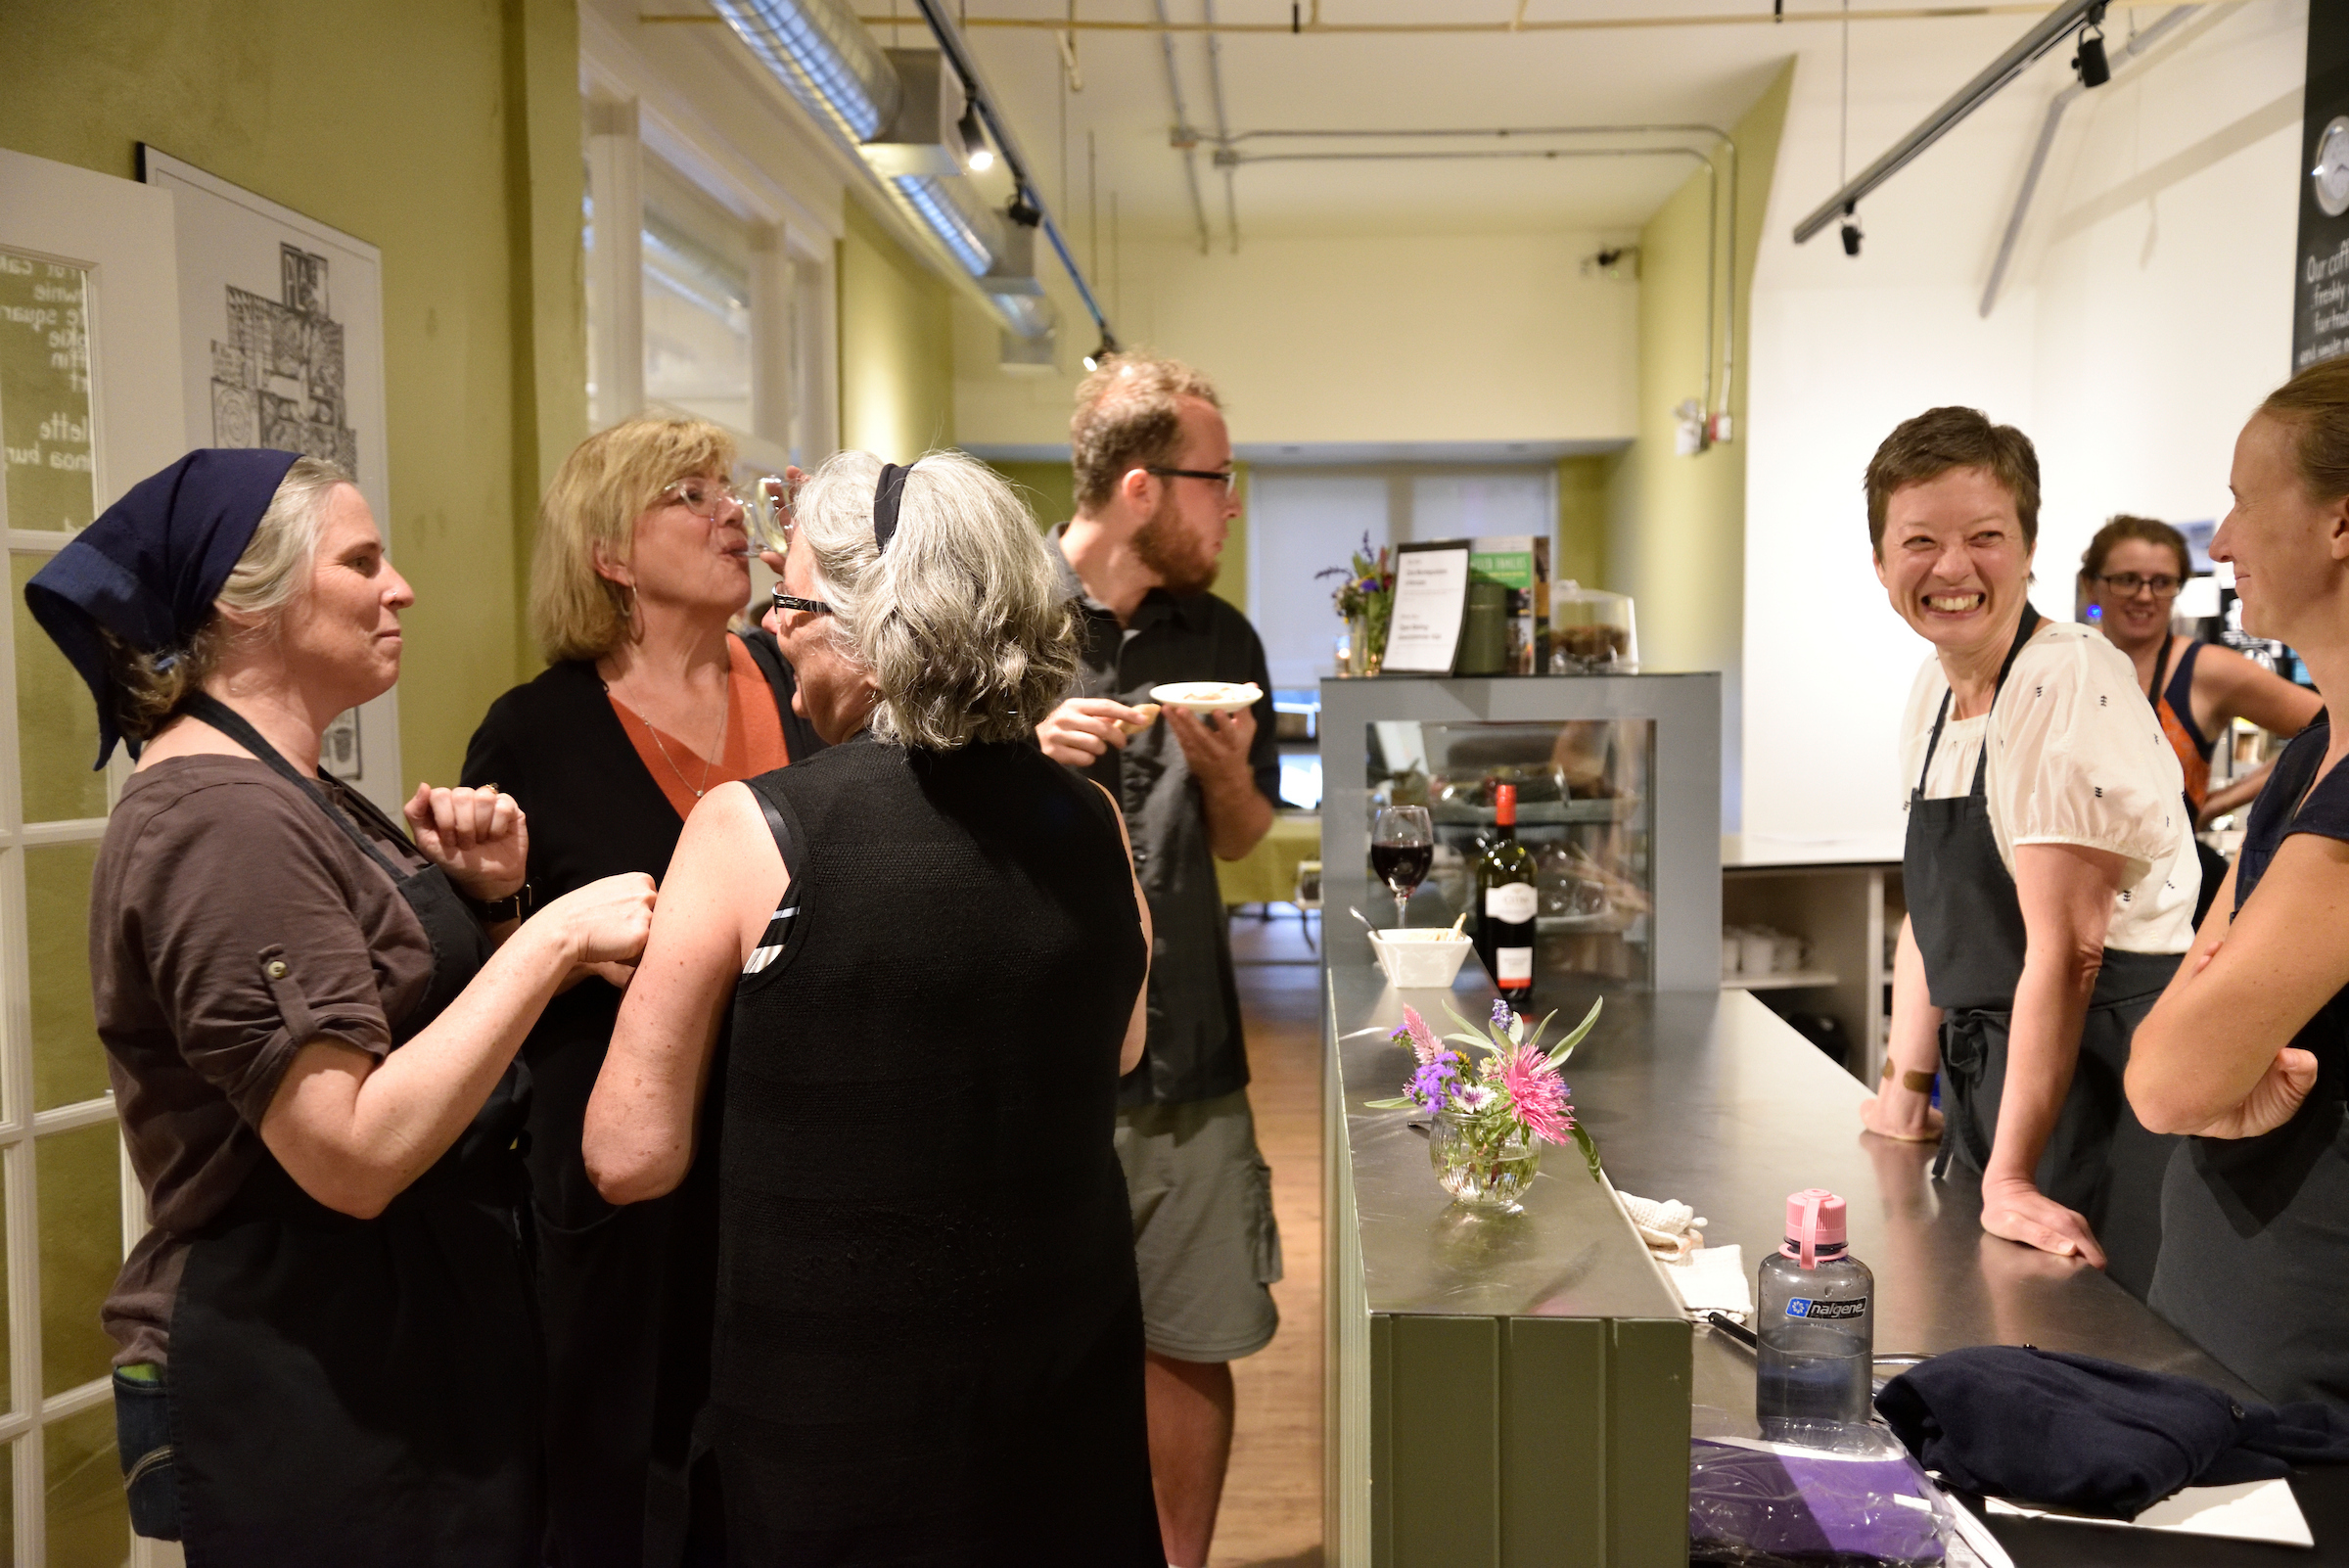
[1369,928,1473,989]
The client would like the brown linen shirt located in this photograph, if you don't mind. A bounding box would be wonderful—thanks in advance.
[92,756,435,1367]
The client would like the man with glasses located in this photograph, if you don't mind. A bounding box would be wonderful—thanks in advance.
[1035,352,1277,1568]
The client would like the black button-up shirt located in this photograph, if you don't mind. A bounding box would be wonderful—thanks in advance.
[1048,528,1280,1107]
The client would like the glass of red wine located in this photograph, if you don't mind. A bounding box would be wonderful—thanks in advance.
[1370,805,1435,928]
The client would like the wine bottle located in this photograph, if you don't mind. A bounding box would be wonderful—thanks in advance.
[1476,782,1538,1007]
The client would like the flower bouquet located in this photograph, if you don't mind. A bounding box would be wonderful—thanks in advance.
[1316,534,1395,675]
[1366,996,1603,1210]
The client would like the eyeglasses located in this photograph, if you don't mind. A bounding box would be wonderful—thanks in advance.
[658,478,747,522]
[2097,572,2184,599]
[769,587,833,618]
[1144,466,1238,498]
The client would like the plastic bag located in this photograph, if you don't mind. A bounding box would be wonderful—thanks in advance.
[1690,1423,1958,1566]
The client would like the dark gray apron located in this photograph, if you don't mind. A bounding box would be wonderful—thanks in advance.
[165,695,539,1565]
[1903,609,2180,1299]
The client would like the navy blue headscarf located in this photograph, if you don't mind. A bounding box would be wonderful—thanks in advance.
[24,448,301,767]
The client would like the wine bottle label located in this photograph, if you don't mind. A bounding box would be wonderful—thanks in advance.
[1484,882,1538,924]
[1497,946,1533,983]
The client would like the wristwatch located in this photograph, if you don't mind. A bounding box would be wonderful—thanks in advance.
[465,884,532,925]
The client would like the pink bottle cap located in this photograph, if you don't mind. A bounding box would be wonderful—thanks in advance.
[1781,1188,1847,1269]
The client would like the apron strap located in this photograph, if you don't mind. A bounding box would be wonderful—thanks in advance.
[180,694,411,884]
[1917,604,2044,795]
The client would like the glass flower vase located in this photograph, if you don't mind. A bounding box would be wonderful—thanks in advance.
[1428,1109,1541,1212]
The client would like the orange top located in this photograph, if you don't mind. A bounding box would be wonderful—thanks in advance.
[608,633,791,821]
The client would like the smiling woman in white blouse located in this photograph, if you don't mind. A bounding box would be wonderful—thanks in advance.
[1856,406,2197,1301]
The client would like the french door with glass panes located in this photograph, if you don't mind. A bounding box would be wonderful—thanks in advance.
[0,146,192,1568]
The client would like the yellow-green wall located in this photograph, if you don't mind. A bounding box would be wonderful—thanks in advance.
[988,460,1079,532]
[839,199,954,460]
[0,0,586,794]
[1604,62,1791,822]
[1557,453,1611,588]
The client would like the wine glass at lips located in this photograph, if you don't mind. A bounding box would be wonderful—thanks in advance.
[1370,805,1435,929]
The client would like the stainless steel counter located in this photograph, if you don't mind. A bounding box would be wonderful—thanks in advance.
[1324,919,2349,1565]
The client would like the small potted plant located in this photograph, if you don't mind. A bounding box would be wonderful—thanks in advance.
[1368,997,1603,1212]
[1318,534,1395,675]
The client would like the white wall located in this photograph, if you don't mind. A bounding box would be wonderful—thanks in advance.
[1741,0,2308,845]
[953,229,1639,449]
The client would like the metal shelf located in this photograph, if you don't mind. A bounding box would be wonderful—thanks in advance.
[1722,969,1841,992]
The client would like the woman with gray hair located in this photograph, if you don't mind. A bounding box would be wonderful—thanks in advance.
[582,449,1166,1563]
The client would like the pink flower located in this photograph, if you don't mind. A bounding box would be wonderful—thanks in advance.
[1502,1045,1575,1144]
[1398,1005,1443,1067]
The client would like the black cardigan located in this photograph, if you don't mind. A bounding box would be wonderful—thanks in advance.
[458,628,826,1223]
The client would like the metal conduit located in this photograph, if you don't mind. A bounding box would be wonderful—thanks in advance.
[1978,4,2198,316]
[1152,0,1214,255]
[1202,0,1240,253]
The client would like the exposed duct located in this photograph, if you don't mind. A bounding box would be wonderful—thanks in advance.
[705,0,1063,346]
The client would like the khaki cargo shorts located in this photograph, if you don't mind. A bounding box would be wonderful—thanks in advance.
[1114,1088,1283,1362]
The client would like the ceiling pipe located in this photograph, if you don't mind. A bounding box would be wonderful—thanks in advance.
[824,3,2215,34]
[1978,4,2198,316]
[1202,0,1241,254]
[1792,0,2111,244]
[1151,0,1214,255]
[910,0,1118,342]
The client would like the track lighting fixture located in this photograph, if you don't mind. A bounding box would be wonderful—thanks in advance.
[957,106,994,172]
[1006,191,1041,229]
[2072,18,2110,88]
[1840,203,1863,257]
[1082,333,1121,373]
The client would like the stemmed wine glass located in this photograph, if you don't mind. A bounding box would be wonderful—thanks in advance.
[1370,805,1435,929]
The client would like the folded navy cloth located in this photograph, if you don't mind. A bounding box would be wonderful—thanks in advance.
[1877,1345,2349,1519]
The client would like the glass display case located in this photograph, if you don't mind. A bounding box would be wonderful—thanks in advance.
[1369,715,1655,985]
[1321,673,1721,991]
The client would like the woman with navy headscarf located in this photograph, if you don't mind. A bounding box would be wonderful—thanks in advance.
[25,449,655,1562]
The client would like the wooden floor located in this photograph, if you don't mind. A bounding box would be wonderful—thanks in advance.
[1212,910,1326,1568]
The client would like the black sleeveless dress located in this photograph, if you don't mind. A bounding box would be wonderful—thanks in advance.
[714,737,1164,1565]
[2151,715,2349,1407]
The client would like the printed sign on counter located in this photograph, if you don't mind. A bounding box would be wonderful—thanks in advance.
[1381,542,1472,674]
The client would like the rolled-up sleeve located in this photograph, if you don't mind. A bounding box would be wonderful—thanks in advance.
[1997,636,2187,884]
[125,783,394,1129]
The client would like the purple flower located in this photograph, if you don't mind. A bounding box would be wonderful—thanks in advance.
[1454,1084,1497,1112]
[1491,997,1516,1029]
[1405,1052,1460,1111]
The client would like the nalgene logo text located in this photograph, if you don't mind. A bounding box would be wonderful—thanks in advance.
[1785,1297,1866,1320]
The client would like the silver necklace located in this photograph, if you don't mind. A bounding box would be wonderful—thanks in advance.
[611,686,728,799]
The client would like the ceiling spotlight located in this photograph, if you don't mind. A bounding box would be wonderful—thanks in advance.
[2073,17,2110,87]
[1082,333,1121,373]
[1006,191,1042,228]
[1840,203,1863,258]
[957,106,994,172]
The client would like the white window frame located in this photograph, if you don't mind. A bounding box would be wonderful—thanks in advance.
[580,13,842,473]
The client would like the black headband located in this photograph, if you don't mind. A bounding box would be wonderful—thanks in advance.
[873,462,910,553]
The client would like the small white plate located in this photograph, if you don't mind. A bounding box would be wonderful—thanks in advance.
[1149,681,1264,714]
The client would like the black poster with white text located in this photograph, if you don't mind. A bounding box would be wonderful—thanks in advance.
[2293,3,2349,370]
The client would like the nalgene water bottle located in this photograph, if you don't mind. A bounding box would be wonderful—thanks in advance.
[1755,1188,1873,1429]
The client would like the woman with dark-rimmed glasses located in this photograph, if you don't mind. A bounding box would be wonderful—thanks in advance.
[460,415,825,1566]
[2077,517,2319,925]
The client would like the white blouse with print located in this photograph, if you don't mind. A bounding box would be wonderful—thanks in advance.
[1897,621,2198,955]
